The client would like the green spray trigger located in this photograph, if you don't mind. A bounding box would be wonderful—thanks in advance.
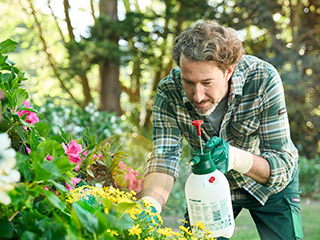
[192,120,204,154]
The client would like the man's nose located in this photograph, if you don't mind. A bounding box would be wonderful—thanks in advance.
[193,84,205,103]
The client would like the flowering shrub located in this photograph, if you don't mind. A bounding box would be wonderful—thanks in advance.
[0,39,217,239]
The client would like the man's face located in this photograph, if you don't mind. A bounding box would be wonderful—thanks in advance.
[180,54,233,116]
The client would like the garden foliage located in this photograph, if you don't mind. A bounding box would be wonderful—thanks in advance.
[0,39,217,239]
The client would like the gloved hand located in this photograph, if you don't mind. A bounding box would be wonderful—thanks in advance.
[205,136,253,174]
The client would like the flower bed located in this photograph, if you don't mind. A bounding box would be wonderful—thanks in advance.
[0,39,216,239]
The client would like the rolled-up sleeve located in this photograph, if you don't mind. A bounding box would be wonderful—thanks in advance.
[144,87,183,180]
[258,67,298,188]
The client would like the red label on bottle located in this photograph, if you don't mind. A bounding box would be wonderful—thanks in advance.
[209,176,215,183]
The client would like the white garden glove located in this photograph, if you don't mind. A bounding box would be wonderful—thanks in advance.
[205,137,253,174]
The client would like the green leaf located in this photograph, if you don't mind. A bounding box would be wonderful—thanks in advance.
[12,124,29,143]
[102,197,113,211]
[15,106,38,114]
[0,218,14,238]
[4,88,28,109]
[31,139,65,162]
[39,188,67,212]
[51,155,74,173]
[104,213,134,230]
[33,160,62,181]
[75,196,103,214]
[114,202,136,215]
[13,89,28,107]
[38,218,65,240]
[35,122,50,138]
[49,180,68,193]
[16,153,34,182]
[96,212,111,236]
[0,39,17,54]
[21,231,38,240]
[30,128,39,150]
[72,202,98,234]
[20,118,34,128]
[0,53,6,66]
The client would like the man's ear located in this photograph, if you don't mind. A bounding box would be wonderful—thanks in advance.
[226,64,235,81]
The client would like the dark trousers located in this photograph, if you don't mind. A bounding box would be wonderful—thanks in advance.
[185,172,303,240]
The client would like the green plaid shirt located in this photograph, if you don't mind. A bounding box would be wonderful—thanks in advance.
[145,55,299,205]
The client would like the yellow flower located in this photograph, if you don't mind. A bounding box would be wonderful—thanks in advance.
[156,227,174,237]
[128,224,142,238]
[204,228,214,235]
[106,229,119,236]
[179,226,193,236]
[180,219,188,224]
[195,221,206,230]
[145,237,155,240]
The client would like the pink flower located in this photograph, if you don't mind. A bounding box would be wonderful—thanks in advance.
[16,101,39,128]
[63,140,82,156]
[125,167,143,193]
[46,155,53,161]
[26,147,31,155]
[62,140,83,171]
[119,161,126,170]
[65,177,82,191]
[72,177,81,186]
[65,183,73,191]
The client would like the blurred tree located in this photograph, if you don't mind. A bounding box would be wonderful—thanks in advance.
[0,0,319,157]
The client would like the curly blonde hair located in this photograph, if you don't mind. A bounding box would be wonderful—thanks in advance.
[172,21,244,72]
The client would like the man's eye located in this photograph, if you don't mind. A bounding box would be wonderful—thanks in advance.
[203,82,213,85]
[183,81,194,85]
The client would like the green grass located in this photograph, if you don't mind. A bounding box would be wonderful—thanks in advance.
[162,198,320,239]
[232,198,320,239]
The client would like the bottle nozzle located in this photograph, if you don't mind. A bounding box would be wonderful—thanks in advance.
[189,155,200,166]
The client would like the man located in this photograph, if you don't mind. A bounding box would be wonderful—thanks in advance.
[140,20,303,239]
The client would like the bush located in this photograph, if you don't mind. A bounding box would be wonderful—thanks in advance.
[38,100,132,139]
[299,155,320,198]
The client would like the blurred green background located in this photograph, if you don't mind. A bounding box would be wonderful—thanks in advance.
[1,0,319,238]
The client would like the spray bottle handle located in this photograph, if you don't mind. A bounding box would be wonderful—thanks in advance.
[192,120,204,136]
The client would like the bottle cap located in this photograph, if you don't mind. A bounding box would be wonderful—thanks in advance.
[190,148,216,174]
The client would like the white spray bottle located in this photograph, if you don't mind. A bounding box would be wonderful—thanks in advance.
[185,120,235,238]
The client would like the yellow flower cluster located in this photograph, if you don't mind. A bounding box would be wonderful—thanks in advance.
[67,185,136,204]
[66,186,216,240]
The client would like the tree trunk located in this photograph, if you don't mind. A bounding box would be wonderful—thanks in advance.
[99,62,121,115]
[98,0,122,115]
